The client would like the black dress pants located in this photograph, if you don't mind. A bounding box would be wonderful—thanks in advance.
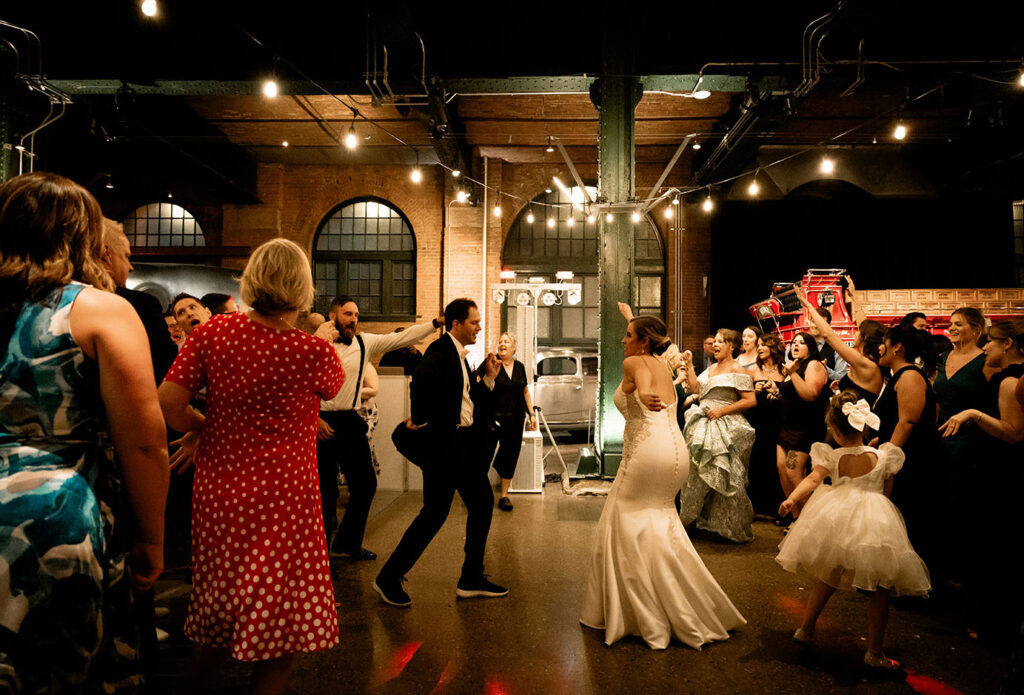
[491,414,525,480]
[379,427,494,581]
[316,409,377,551]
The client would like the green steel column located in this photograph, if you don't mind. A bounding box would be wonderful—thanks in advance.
[592,22,641,477]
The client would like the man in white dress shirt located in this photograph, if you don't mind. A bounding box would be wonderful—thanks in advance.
[313,295,443,560]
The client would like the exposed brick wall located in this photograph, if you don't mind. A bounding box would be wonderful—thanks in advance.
[216,154,712,354]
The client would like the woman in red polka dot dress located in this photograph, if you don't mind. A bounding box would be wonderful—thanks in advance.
[159,239,344,693]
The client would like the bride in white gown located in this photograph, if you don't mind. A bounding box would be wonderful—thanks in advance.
[580,316,746,650]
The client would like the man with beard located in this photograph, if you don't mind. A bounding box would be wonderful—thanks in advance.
[313,295,443,560]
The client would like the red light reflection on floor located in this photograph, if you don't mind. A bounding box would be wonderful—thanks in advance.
[775,593,805,618]
[904,669,964,695]
[428,660,455,695]
[484,680,511,695]
[369,641,422,689]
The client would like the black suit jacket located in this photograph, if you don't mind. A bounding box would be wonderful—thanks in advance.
[410,334,494,432]
[116,286,178,384]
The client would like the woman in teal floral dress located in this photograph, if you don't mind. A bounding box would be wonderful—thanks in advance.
[0,172,169,693]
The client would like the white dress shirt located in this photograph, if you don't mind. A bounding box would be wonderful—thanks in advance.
[448,332,475,427]
[320,319,437,412]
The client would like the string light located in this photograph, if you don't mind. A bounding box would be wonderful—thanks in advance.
[1019,70,1024,87]
[748,178,760,196]
[692,142,701,151]
[545,136,555,153]
[262,79,278,98]
[281,140,289,147]
[672,196,679,205]
[605,212,614,223]
[456,189,468,203]
[526,207,535,224]
[702,195,714,213]
[546,215,556,228]
[451,169,461,178]
[344,121,358,150]
[587,213,596,224]
[631,210,641,223]
[566,216,575,227]
[105,175,114,189]
[893,121,907,140]
[141,0,158,17]
[819,156,835,174]
[492,192,502,217]
[663,206,673,219]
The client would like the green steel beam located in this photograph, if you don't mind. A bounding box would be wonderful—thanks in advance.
[49,74,784,97]
[592,29,643,478]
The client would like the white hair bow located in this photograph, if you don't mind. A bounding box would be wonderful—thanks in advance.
[842,399,880,432]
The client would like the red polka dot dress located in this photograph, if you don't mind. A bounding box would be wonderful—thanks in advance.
[164,312,345,661]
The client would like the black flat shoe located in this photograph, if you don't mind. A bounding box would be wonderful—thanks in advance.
[497,496,513,511]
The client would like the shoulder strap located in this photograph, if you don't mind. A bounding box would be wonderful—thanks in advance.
[352,334,366,408]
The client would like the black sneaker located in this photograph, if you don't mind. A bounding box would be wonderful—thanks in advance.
[337,547,377,561]
[497,496,513,512]
[373,575,411,607]
[456,575,509,599]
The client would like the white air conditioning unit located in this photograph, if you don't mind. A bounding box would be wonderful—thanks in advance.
[509,429,544,493]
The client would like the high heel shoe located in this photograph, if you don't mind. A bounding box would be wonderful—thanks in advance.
[793,628,813,644]
[863,651,902,671]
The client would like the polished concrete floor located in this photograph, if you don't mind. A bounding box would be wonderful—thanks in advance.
[154,485,1009,694]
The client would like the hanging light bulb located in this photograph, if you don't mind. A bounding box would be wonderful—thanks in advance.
[631,210,641,223]
[702,195,714,213]
[1019,69,1024,87]
[672,196,680,205]
[692,142,702,151]
[748,179,760,196]
[546,136,555,153]
[546,215,556,228]
[893,121,907,140]
[587,213,596,224]
[262,79,279,98]
[105,175,114,190]
[526,207,535,224]
[691,90,711,100]
[493,201,502,217]
[604,212,613,223]
[141,0,158,17]
[567,216,575,227]
[410,151,422,183]
[456,189,468,203]
[663,206,673,219]
[344,122,358,150]
[820,156,835,174]
[451,169,461,178]
[281,140,289,147]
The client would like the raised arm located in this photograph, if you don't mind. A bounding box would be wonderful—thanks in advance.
[681,349,699,395]
[796,287,869,374]
[367,314,444,357]
[617,302,634,322]
[844,274,868,325]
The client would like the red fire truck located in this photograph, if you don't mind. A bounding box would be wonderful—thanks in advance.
[749,268,1024,344]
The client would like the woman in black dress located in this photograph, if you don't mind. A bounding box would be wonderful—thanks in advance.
[490,333,536,511]
[872,324,946,580]
[747,333,787,517]
[770,332,830,515]
[939,319,1024,639]
[796,287,884,402]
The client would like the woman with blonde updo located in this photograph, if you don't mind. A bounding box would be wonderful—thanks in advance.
[676,328,757,542]
[581,314,745,650]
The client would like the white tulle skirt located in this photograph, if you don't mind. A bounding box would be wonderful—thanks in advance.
[776,484,931,596]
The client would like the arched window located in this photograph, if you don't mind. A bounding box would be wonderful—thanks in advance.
[501,186,664,346]
[123,202,205,247]
[312,197,416,319]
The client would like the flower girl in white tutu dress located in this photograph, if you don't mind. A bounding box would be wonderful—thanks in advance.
[776,390,931,671]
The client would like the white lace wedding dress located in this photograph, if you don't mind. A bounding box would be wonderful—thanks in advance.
[580,384,746,650]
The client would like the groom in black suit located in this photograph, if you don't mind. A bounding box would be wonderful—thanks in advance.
[374,298,507,607]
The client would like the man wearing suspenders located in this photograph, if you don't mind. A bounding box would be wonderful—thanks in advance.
[314,295,443,559]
